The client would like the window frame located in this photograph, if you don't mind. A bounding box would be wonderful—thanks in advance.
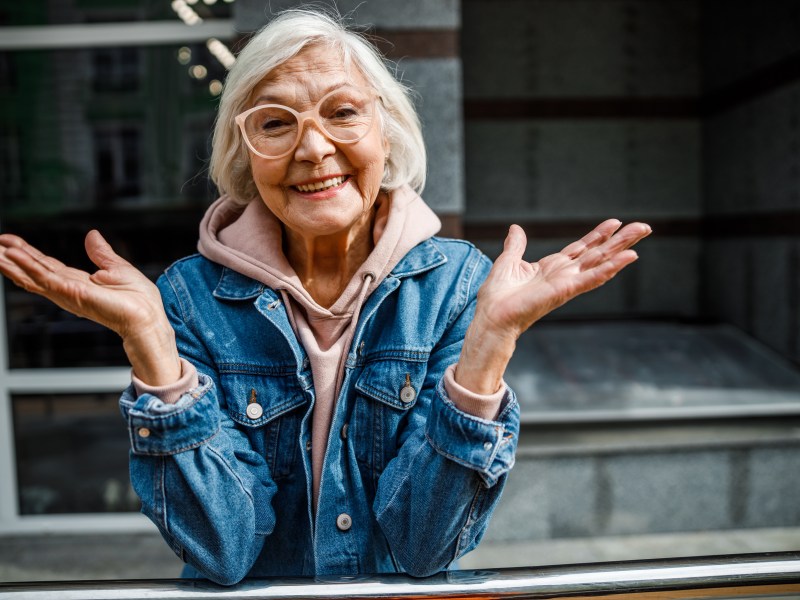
[0,15,233,534]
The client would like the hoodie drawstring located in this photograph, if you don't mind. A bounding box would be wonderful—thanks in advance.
[332,271,374,400]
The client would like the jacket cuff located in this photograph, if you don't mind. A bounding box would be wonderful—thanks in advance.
[443,363,506,421]
[119,372,218,455]
[131,358,199,404]
[425,375,518,487]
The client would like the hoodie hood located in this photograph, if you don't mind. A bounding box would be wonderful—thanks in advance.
[197,184,441,319]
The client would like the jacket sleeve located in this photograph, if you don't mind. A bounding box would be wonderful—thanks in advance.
[373,247,519,576]
[119,270,277,586]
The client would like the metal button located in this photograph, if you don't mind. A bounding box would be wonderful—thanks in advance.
[340,423,349,440]
[400,373,416,404]
[246,403,263,420]
[137,427,150,438]
[483,441,493,451]
[306,440,312,452]
[336,513,352,531]
[400,386,416,403]
[267,299,281,310]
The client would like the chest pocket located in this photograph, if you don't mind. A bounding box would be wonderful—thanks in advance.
[351,356,429,481]
[220,369,308,480]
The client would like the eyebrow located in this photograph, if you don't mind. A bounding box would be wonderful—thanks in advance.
[251,81,354,106]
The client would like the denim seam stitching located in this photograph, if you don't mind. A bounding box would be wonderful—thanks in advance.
[128,384,214,422]
[424,431,492,475]
[205,441,256,505]
[438,385,507,427]
[163,269,192,328]
[377,438,424,524]
[454,483,486,559]
[133,428,220,456]
[227,394,307,427]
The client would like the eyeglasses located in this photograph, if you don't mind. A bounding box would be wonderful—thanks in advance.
[235,86,380,159]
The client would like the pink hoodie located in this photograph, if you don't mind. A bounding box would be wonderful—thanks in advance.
[134,186,505,505]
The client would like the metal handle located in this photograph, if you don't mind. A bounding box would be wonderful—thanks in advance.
[1,551,799,599]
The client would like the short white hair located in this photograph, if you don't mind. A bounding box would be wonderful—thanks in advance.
[209,7,427,205]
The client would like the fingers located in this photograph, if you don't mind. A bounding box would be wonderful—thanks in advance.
[578,221,651,270]
[85,230,129,271]
[560,219,622,259]
[0,250,38,291]
[0,234,64,293]
[500,224,527,261]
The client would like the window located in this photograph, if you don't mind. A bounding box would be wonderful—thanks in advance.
[13,392,137,515]
[0,2,234,532]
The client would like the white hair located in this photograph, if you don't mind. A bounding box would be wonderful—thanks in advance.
[209,7,427,205]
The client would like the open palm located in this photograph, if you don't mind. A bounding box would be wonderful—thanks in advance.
[475,219,651,339]
[0,230,166,341]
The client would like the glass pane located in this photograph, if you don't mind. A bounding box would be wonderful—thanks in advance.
[13,392,136,515]
[0,0,232,27]
[1,41,225,367]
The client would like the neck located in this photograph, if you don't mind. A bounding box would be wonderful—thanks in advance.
[284,209,375,308]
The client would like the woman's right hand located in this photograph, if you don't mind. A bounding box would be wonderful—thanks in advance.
[0,230,182,385]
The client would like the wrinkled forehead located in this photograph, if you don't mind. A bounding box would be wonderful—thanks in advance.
[248,44,370,107]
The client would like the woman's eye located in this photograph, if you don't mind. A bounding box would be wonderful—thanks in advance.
[330,106,358,119]
[261,118,289,130]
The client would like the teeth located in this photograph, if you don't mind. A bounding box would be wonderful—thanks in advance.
[296,176,345,193]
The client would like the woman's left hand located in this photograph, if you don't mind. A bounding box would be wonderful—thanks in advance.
[475,219,651,340]
[456,219,651,394]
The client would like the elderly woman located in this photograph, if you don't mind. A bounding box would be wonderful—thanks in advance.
[0,9,649,585]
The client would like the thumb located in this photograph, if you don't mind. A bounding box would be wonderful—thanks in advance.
[85,230,128,271]
[500,224,527,261]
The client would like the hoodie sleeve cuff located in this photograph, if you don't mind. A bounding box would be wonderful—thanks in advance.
[443,363,507,421]
[131,358,200,404]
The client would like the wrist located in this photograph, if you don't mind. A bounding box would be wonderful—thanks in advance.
[122,319,181,387]
[456,319,517,395]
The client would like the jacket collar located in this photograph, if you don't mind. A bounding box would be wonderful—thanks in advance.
[212,268,264,300]
[212,238,447,301]
[389,238,447,277]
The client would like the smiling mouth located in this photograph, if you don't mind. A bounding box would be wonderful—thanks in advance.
[294,175,348,193]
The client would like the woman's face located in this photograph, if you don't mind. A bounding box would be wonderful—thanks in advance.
[245,46,388,241]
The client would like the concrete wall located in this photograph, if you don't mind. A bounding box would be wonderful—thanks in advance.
[485,437,800,543]
[230,0,800,360]
[701,0,800,363]
[462,0,702,319]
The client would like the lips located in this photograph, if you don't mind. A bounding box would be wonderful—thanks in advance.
[293,175,347,193]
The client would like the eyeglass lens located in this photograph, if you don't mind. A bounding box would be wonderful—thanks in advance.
[242,88,375,158]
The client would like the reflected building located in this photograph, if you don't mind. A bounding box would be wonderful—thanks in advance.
[0,0,232,520]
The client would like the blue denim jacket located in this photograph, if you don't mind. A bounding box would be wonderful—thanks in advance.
[119,237,519,585]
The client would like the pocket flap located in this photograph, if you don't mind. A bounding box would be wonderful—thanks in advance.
[355,357,428,410]
[220,371,307,427]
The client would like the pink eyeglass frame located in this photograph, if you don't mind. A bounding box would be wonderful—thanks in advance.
[234,86,380,160]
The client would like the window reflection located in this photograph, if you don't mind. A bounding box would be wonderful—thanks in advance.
[92,47,140,93]
[1,41,223,367]
[13,392,137,515]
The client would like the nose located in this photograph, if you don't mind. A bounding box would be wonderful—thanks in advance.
[293,116,336,162]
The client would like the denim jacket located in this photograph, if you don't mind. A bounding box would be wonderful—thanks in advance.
[119,237,519,585]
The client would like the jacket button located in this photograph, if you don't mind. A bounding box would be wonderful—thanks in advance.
[306,440,312,452]
[137,427,150,438]
[246,403,263,420]
[336,513,352,531]
[340,423,349,440]
[400,386,416,403]
[400,373,416,404]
